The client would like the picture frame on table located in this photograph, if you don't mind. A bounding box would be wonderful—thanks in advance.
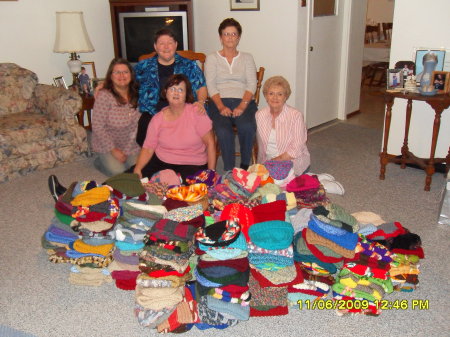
[386,69,403,90]
[413,48,446,83]
[53,76,67,89]
[431,71,450,94]
[230,0,260,11]
[79,62,97,95]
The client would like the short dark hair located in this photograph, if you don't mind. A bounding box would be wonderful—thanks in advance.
[154,28,177,44]
[161,74,195,103]
[218,18,242,36]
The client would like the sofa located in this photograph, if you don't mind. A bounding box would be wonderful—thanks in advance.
[0,63,88,182]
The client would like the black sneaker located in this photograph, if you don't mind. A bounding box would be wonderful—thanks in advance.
[48,175,67,202]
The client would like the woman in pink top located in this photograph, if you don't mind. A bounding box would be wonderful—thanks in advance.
[256,76,310,176]
[133,74,215,181]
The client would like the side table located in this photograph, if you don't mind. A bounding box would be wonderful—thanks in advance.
[77,94,95,130]
[380,91,450,191]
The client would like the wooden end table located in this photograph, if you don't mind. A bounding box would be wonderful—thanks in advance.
[380,91,450,191]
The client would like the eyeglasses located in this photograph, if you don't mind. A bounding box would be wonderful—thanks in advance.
[112,70,130,75]
[169,87,184,93]
[222,32,239,37]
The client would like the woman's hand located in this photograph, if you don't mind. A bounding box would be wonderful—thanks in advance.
[193,101,206,114]
[133,168,142,179]
[93,81,104,99]
[219,106,233,117]
[111,148,127,163]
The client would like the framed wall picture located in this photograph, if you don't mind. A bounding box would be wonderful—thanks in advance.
[413,48,446,82]
[53,76,67,89]
[386,69,403,90]
[230,0,260,11]
[431,71,450,94]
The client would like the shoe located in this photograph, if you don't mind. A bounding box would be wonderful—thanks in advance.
[48,175,67,202]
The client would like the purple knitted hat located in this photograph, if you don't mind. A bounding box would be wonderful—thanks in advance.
[263,160,293,180]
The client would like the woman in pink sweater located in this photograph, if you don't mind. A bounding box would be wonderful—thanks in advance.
[133,74,216,181]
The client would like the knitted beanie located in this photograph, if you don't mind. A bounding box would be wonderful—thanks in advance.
[104,173,145,197]
[186,169,220,187]
[206,296,250,321]
[164,203,204,223]
[166,183,208,203]
[351,211,385,226]
[249,183,282,200]
[195,220,241,247]
[135,284,185,311]
[305,228,355,259]
[247,163,270,181]
[308,215,358,251]
[150,169,182,187]
[70,186,111,207]
[248,220,294,250]
[366,221,407,240]
[72,239,114,256]
[313,203,360,233]
[286,174,320,192]
[197,296,239,327]
[232,168,261,193]
[261,192,297,211]
[250,263,300,287]
[220,203,254,241]
[263,160,293,180]
[251,200,286,224]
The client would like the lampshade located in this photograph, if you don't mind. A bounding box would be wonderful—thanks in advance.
[53,11,94,54]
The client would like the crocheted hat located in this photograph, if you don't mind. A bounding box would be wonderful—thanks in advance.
[248,220,294,250]
[232,168,261,193]
[70,186,111,207]
[263,160,293,180]
[220,203,254,241]
[104,173,145,197]
[286,174,320,192]
[186,169,220,187]
[313,203,359,233]
[308,215,358,251]
[248,164,270,181]
[251,200,286,224]
[150,169,182,187]
[166,183,208,203]
[195,220,241,247]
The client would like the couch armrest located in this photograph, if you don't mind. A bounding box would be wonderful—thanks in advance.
[34,84,82,125]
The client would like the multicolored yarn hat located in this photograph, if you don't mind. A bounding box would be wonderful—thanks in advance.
[263,160,293,180]
[220,203,254,241]
[166,183,208,203]
[248,164,270,181]
[232,168,261,193]
[248,220,294,250]
[186,169,220,187]
[195,220,241,247]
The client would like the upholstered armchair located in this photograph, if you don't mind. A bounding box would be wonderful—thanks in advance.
[0,63,88,182]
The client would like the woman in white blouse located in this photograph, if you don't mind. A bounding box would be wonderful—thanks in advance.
[204,18,257,171]
[256,76,310,176]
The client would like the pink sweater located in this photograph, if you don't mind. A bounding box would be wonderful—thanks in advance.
[256,104,310,175]
[143,104,212,165]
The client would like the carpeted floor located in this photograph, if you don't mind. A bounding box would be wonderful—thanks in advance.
[0,122,449,337]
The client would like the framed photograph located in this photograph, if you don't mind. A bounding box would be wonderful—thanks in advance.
[386,69,403,90]
[79,62,97,95]
[431,71,450,94]
[413,48,446,81]
[230,0,260,11]
[53,76,67,89]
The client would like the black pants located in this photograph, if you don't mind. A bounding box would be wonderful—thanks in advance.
[128,154,207,183]
[136,113,153,147]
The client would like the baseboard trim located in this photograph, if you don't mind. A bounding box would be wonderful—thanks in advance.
[346,110,361,119]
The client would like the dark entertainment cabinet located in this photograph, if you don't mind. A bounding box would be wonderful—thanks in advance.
[109,0,194,58]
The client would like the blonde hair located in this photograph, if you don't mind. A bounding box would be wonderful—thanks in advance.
[262,76,291,99]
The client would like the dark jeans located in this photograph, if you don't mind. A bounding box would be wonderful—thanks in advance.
[207,98,257,171]
[128,154,207,183]
[136,113,153,147]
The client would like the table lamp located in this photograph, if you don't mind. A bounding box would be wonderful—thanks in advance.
[53,11,94,91]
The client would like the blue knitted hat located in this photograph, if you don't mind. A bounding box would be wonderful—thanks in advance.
[248,220,294,250]
[308,215,358,251]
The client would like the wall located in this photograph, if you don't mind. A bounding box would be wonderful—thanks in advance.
[387,0,450,158]
[193,0,300,109]
[0,0,113,84]
[366,0,394,24]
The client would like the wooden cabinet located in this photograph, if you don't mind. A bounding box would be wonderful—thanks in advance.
[109,0,194,58]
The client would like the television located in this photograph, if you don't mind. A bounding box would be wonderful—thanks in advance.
[118,11,188,64]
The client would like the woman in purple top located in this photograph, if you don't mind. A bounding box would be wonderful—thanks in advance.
[91,58,141,176]
[133,74,216,181]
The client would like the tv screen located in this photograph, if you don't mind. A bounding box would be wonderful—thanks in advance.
[119,11,188,64]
